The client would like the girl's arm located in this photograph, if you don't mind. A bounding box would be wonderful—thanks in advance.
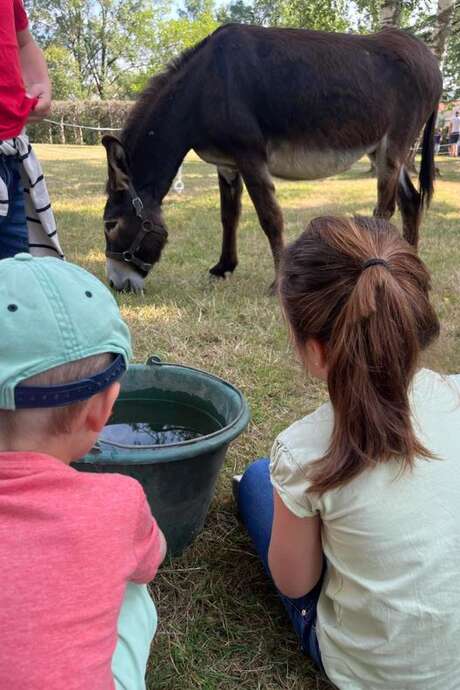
[268,490,323,599]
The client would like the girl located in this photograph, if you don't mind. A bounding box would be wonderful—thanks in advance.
[237,216,460,690]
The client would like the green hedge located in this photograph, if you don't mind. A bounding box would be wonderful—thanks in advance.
[27,100,134,145]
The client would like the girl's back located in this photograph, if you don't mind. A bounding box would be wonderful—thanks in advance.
[240,215,460,690]
[272,368,460,689]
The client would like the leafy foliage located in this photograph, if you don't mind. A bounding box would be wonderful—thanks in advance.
[42,45,84,100]
[148,13,220,76]
[27,0,156,98]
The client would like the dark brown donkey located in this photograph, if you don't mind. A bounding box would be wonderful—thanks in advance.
[102,24,442,292]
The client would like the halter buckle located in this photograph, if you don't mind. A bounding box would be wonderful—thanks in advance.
[132,196,144,218]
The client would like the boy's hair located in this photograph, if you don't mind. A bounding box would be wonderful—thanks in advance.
[0,353,113,440]
[279,215,440,494]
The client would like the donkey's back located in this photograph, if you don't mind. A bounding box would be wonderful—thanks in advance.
[193,25,441,157]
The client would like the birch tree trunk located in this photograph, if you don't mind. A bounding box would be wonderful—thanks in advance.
[406,0,456,173]
[427,0,457,67]
[367,0,403,174]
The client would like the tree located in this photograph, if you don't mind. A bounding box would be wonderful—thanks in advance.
[418,0,457,66]
[178,0,215,20]
[280,0,348,31]
[148,12,219,75]
[442,4,460,98]
[216,0,259,24]
[27,0,156,99]
[380,0,401,26]
[43,44,84,99]
[219,0,349,29]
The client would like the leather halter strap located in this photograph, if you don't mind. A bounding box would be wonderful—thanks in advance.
[104,180,164,275]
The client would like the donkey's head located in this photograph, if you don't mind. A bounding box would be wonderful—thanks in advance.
[102,135,168,293]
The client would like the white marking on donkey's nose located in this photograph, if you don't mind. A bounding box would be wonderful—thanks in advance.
[106,258,146,293]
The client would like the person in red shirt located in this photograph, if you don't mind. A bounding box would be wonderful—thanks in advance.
[0,0,51,258]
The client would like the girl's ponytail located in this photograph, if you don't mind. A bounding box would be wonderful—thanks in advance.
[279,216,440,494]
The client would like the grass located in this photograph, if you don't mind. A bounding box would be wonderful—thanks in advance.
[36,144,460,689]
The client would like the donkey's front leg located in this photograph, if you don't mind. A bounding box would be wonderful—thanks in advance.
[209,167,243,278]
[238,158,284,289]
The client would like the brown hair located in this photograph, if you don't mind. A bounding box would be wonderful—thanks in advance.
[279,216,440,494]
[0,353,113,441]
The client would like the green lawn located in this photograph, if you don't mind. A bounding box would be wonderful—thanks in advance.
[36,144,460,690]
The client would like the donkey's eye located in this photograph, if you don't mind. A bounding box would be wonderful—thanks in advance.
[104,220,118,231]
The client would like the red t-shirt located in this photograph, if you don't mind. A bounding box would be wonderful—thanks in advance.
[0,0,36,139]
[0,452,163,689]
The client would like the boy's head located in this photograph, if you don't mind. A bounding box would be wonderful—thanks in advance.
[0,254,132,460]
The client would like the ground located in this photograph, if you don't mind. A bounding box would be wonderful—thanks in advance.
[36,144,460,690]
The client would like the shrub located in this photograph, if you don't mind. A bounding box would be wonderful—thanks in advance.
[27,100,134,145]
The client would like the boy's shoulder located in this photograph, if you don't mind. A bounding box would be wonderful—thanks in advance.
[67,463,146,513]
[5,451,147,524]
[0,452,151,545]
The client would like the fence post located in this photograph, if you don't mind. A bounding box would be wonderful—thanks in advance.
[78,127,84,145]
[59,117,65,145]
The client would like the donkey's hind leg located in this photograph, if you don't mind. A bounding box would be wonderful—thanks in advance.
[373,143,401,223]
[237,158,284,287]
[397,166,421,249]
[209,167,243,278]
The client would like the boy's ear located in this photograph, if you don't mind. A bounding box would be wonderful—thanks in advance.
[102,135,130,192]
[85,382,120,433]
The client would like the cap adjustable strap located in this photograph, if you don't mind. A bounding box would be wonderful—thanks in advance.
[14,354,126,409]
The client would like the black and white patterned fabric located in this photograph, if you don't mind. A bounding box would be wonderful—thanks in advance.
[0,133,64,258]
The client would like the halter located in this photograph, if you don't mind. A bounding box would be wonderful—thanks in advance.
[104,180,166,275]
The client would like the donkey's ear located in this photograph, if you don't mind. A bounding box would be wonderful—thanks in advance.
[102,135,130,192]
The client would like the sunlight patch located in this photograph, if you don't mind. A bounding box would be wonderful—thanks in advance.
[121,303,183,325]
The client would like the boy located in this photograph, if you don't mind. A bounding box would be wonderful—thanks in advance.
[0,254,166,689]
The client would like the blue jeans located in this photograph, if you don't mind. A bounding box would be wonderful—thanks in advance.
[0,155,29,259]
[238,458,323,669]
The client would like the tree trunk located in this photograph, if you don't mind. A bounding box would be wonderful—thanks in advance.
[380,0,401,28]
[426,0,457,67]
[407,0,456,175]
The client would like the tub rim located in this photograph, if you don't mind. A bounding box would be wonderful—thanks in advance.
[77,357,251,466]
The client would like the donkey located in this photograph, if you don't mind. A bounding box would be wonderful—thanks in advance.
[102,24,442,292]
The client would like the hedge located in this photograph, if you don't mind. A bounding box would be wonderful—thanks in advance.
[27,100,135,145]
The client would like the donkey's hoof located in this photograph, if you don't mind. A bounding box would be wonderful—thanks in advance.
[209,261,237,278]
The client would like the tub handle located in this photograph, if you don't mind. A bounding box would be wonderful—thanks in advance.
[146,355,163,366]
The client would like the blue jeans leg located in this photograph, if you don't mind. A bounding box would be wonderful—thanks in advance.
[0,155,29,259]
[238,458,323,669]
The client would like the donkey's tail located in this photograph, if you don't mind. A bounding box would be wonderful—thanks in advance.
[419,108,437,210]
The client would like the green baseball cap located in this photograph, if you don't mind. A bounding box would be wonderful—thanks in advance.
[0,254,132,410]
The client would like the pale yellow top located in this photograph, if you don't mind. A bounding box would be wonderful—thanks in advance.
[270,369,460,690]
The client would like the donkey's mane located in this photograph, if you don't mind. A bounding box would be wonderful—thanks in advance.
[123,34,212,149]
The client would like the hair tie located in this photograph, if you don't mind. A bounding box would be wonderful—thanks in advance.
[362,258,388,271]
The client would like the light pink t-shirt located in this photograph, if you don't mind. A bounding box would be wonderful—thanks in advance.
[0,452,163,690]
